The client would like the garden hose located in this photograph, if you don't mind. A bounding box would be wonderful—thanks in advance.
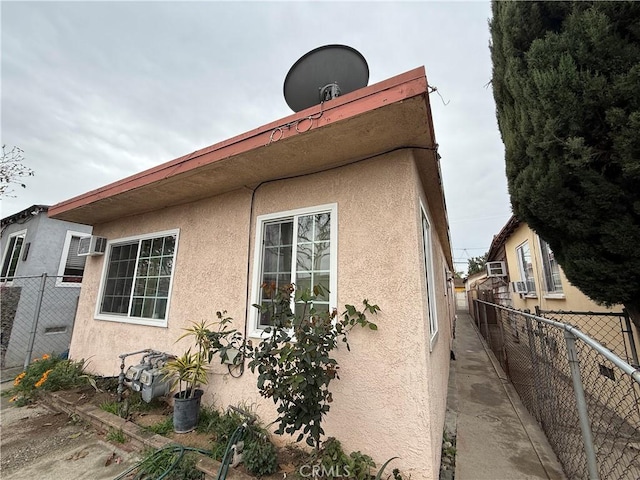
[216,424,246,480]
[112,444,210,480]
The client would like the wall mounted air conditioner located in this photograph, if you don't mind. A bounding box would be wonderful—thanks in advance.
[78,235,107,256]
[486,261,507,277]
[512,281,528,294]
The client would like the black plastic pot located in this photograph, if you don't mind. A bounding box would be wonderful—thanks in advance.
[173,389,204,433]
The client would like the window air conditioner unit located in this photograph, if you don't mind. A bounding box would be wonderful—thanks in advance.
[486,261,507,277]
[77,236,107,256]
[512,281,528,294]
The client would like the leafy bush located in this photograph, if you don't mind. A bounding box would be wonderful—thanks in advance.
[243,437,278,476]
[246,283,380,448]
[8,354,91,404]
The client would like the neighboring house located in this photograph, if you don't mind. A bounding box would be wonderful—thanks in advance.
[48,67,455,478]
[485,215,639,363]
[0,205,92,369]
[454,277,467,311]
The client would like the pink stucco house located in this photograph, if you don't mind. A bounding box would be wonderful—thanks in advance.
[49,67,455,478]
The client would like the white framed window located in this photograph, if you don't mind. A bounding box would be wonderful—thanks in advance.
[250,204,337,336]
[420,205,438,350]
[95,229,179,327]
[516,240,536,295]
[1,229,27,282]
[56,231,88,287]
[538,238,563,294]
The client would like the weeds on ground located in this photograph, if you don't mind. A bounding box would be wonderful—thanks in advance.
[106,427,127,444]
[136,447,204,480]
[144,416,174,435]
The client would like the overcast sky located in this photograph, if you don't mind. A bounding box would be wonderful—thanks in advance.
[1,0,511,273]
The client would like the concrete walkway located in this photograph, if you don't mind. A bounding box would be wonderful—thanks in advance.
[449,312,566,480]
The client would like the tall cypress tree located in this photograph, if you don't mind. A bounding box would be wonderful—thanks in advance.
[490,1,640,328]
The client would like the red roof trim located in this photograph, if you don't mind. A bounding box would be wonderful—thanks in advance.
[49,67,428,218]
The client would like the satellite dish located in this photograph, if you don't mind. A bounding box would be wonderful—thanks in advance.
[284,45,369,112]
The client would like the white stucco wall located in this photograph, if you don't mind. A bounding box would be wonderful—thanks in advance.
[70,151,452,479]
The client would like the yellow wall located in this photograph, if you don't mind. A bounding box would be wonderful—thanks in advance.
[70,151,453,479]
[505,224,622,313]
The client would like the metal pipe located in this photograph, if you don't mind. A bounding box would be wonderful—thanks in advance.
[563,330,600,480]
[24,273,47,370]
[117,349,154,402]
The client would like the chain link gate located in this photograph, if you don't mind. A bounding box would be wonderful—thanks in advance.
[472,299,640,480]
[1,274,80,375]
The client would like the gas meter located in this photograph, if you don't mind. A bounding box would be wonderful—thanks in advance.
[118,350,173,403]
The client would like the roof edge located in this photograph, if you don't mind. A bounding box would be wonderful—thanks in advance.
[49,67,427,219]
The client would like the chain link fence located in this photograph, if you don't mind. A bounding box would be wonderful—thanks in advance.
[1,274,80,375]
[472,299,640,480]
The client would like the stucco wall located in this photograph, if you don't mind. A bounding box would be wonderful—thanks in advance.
[70,151,452,478]
[505,224,623,313]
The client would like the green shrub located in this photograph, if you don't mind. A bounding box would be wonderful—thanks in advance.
[8,354,92,404]
[244,437,278,477]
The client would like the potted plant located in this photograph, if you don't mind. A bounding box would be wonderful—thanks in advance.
[162,320,210,433]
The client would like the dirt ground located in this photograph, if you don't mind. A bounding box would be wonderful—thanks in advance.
[0,383,139,479]
[1,381,306,479]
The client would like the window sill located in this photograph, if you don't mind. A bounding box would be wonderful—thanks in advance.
[55,282,82,288]
[543,294,565,300]
[95,314,167,328]
[523,294,538,299]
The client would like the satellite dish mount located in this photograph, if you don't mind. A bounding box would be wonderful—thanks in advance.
[284,45,369,112]
[320,82,341,102]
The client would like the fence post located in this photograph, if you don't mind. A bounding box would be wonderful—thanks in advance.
[524,315,543,423]
[622,309,639,368]
[563,329,600,480]
[481,301,492,349]
[24,273,47,370]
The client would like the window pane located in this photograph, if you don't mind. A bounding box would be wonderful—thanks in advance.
[264,224,280,247]
[297,215,313,242]
[131,298,143,317]
[134,278,145,296]
[163,236,175,255]
[263,247,279,273]
[315,242,330,270]
[142,299,154,318]
[151,238,163,256]
[140,240,151,258]
[154,299,167,319]
[296,244,312,272]
[296,272,311,295]
[315,273,330,300]
[148,258,160,276]
[145,278,158,296]
[158,277,170,297]
[315,213,330,241]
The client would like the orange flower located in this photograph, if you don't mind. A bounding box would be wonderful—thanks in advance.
[13,372,26,386]
[42,354,50,360]
[34,369,53,388]
[9,395,18,402]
